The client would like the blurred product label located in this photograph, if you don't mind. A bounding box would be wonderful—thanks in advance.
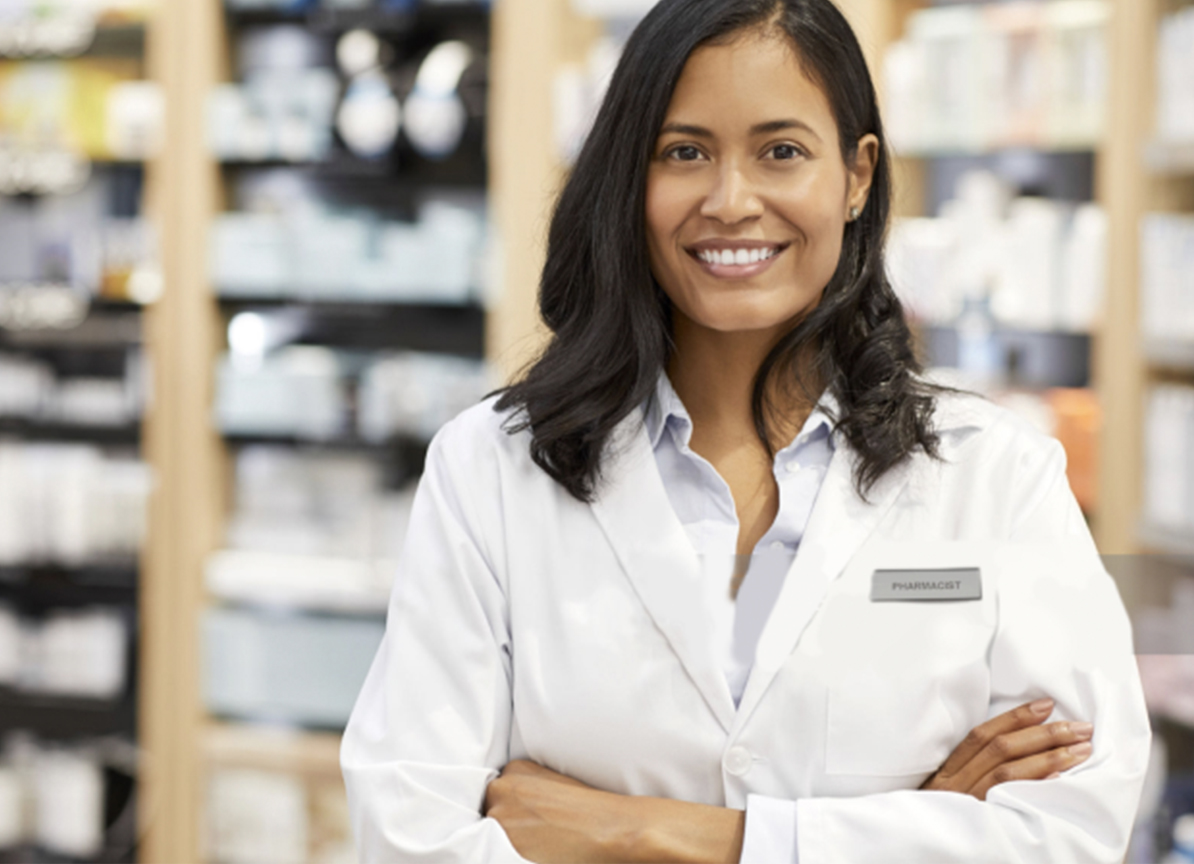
[1157,8,1194,144]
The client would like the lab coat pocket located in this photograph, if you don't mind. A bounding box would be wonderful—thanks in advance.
[824,670,959,776]
[820,597,994,778]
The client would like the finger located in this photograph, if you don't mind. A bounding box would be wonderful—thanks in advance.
[933,699,1055,781]
[968,741,1094,800]
[947,719,1093,793]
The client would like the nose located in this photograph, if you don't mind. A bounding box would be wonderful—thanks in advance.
[699,161,763,224]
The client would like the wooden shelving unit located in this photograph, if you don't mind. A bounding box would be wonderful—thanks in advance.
[835,0,1149,558]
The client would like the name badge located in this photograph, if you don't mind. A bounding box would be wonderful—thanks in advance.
[871,568,982,602]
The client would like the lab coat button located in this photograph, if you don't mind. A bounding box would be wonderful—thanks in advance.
[723,746,752,777]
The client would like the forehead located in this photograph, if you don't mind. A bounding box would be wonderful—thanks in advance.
[662,30,838,142]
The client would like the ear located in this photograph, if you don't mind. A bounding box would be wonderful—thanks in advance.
[845,134,879,220]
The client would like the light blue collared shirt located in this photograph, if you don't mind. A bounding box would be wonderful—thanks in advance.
[644,372,836,864]
[644,372,836,703]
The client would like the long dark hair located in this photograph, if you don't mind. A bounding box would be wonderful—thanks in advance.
[496,0,943,503]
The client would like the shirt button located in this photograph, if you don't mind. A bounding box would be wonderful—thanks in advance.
[769,541,784,551]
[786,461,802,475]
[723,746,752,777]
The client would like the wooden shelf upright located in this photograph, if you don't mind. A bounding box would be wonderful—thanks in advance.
[140,0,227,860]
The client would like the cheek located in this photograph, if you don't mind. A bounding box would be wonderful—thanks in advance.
[645,174,692,255]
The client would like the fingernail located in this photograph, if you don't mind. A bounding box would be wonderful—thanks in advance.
[1070,722,1094,738]
[1030,698,1054,716]
[1068,742,1093,758]
[1045,772,1061,780]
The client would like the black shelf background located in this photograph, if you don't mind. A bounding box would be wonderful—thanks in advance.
[219,298,486,356]
[224,2,489,35]
[918,324,1091,389]
[0,564,137,612]
[0,418,140,447]
[0,689,136,741]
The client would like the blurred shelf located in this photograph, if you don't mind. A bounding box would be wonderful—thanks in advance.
[0,300,142,348]
[218,298,485,356]
[204,720,342,777]
[219,138,488,188]
[224,2,488,34]
[1145,338,1194,371]
[0,22,145,61]
[222,429,428,460]
[919,324,1091,389]
[0,563,137,610]
[1138,522,1194,559]
[0,418,140,446]
[86,23,147,56]
[893,143,1099,160]
[1145,140,1194,175]
[0,687,135,740]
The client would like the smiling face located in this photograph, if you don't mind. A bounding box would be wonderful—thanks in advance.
[646,28,877,344]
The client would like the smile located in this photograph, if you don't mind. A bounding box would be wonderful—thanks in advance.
[686,242,788,278]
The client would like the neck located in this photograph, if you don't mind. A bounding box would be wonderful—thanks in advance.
[666,315,818,452]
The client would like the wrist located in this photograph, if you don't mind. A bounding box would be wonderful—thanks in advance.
[611,797,745,864]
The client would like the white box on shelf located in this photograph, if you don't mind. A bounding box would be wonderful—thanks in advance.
[215,348,346,441]
[210,213,289,298]
[205,549,395,615]
[203,607,384,728]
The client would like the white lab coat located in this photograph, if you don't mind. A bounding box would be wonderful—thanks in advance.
[341,391,1150,863]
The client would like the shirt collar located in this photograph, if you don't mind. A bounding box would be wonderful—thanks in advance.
[644,371,838,451]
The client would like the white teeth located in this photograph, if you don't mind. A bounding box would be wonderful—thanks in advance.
[697,246,780,265]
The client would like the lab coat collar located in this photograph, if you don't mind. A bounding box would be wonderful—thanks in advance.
[590,414,739,733]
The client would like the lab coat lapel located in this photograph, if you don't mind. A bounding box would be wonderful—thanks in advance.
[589,417,738,734]
[732,442,914,732]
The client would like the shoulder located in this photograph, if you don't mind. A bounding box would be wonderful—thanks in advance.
[926,387,1066,474]
[426,393,537,482]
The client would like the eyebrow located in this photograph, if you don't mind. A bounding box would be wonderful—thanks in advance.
[658,119,822,142]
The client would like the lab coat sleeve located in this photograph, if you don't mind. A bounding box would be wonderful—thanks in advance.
[794,439,1151,864]
[741,794,800,862]
[340,417,530,863]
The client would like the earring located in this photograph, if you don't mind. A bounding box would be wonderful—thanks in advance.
[849,206,861,221]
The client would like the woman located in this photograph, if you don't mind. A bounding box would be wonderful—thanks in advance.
[342,0,1150,861]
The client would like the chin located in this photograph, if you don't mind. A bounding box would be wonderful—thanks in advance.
[685,296,814,336]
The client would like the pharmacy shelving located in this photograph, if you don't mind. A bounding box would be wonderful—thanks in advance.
[1138,522,1194,560]
[0,4,155,857]
[136,1,494,859]
[1145,141,1194,175]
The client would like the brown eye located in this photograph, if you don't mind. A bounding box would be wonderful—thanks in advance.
[667,145,703,162]
[768,143,804,160]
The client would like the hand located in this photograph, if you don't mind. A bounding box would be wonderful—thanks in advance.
[920,698,1093,801]
[485,760,744,864]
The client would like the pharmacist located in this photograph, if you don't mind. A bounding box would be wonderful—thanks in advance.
[341,0,1150,860]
